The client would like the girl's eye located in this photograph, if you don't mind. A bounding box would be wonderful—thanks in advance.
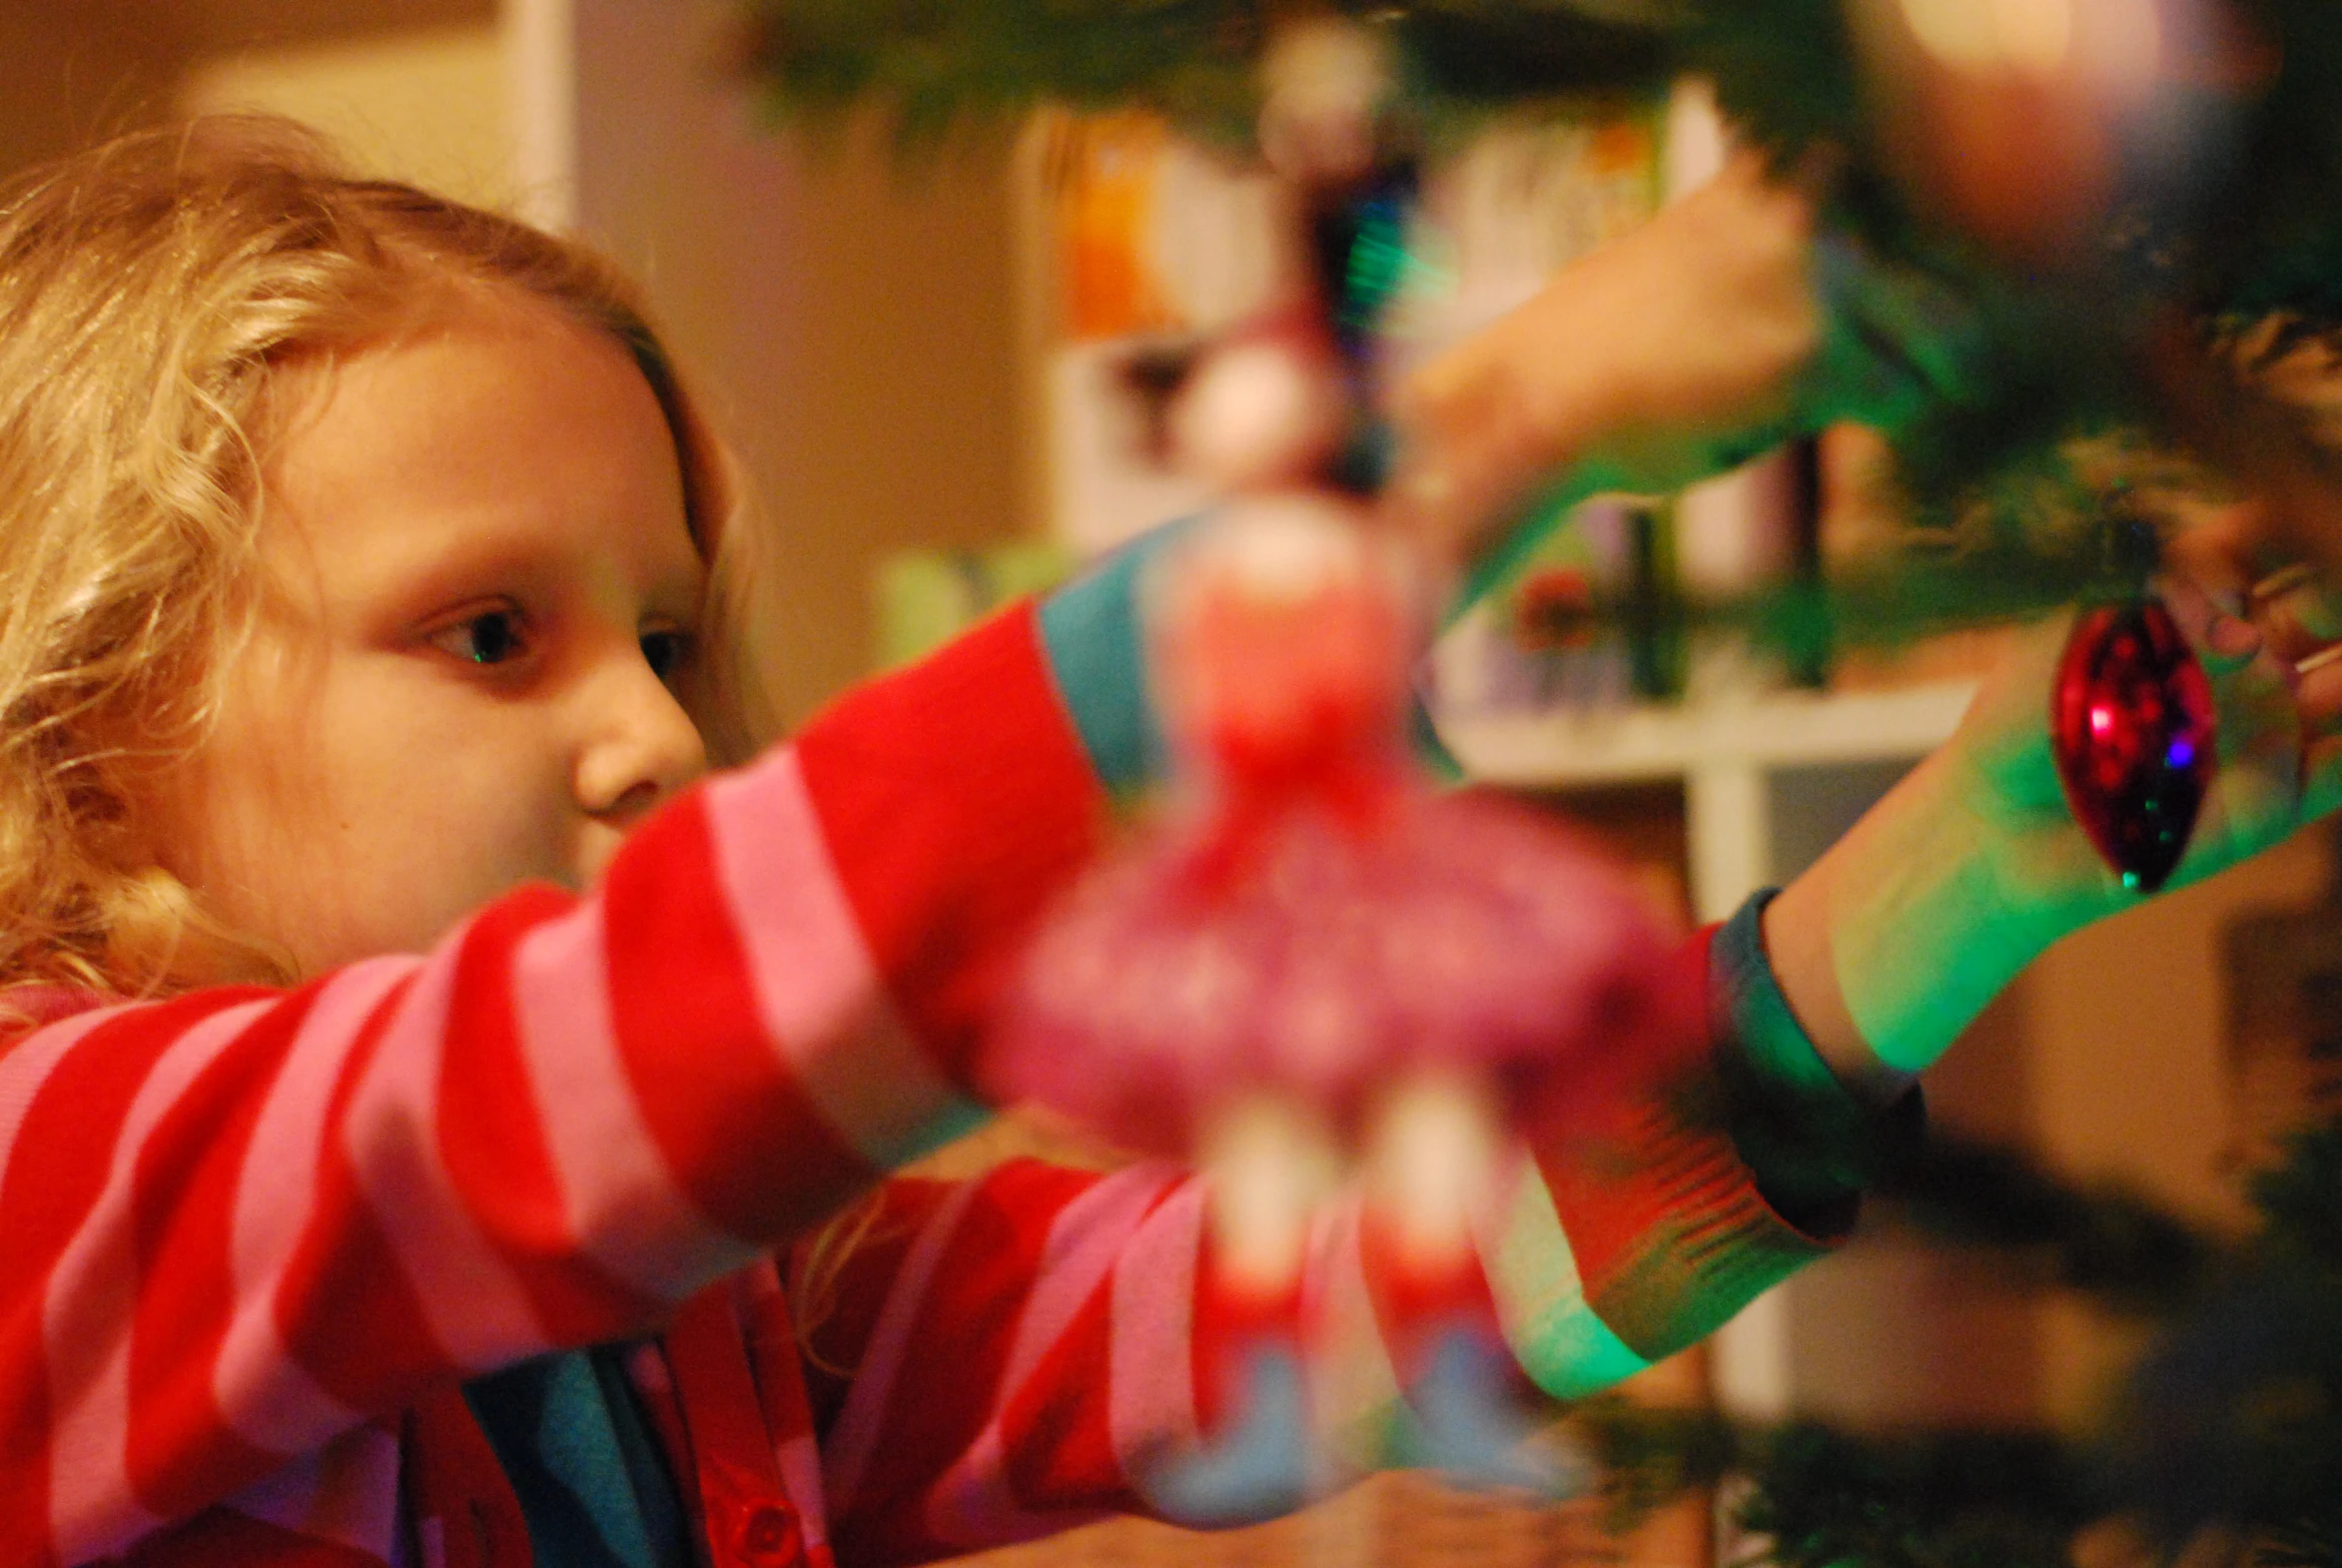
[640,628,692,684]
[429,608,528,667]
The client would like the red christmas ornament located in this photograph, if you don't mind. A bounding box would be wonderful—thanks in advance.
[2051,598,2217,893]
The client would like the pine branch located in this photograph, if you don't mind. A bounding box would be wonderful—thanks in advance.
[729,1,1676,145]
[1569,1124,2342,1568]
[728,0,2342,564]
[1872,1136,2217,1317]
[1571,1402,2096,1568]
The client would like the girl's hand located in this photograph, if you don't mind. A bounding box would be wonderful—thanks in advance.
[1956,575,2342,925]
[1764,552,2342,1100]
[1388,150,1823,568]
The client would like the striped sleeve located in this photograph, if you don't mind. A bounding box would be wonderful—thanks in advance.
[796,913,1903,1564]
[797,1161,1200,1563]
[796,1124,1813,1564]
[1489,920,1884,1398]
[0,602,1106,1568]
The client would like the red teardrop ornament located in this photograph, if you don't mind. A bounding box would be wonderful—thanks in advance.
[2050,599,2217,893]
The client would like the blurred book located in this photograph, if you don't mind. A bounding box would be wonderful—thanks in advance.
[1430,492,1679,718]
[1052,112,1282,345]
[1043,102,1670,559]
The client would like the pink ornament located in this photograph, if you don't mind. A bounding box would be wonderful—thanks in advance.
[987,504,1696,1516]
[996,761,1690,1157]
[995,503,1688,1148]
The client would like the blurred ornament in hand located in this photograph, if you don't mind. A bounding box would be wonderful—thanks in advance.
[2051,597,2216,892]
[997,503,1691,1152]
[993,40,1690,1508]
[1847,0,2252,266]
[990,504,1691,1516]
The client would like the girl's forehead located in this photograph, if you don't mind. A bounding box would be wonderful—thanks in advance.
[269,288,665,472]
[256,288,697,587]
[279,278,619,389]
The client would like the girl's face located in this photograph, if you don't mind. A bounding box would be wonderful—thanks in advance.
[162,289,711,978]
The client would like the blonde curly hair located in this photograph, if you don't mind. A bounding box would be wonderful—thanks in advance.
[0,117,769,1002]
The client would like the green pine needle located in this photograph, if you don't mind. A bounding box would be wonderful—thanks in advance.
[731,0,2342,636]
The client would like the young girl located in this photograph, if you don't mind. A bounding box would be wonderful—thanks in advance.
[0,119,2333,1568]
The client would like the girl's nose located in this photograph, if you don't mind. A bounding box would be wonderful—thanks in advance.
[574,644,709,829]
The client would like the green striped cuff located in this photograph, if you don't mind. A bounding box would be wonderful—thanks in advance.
[1712,892,1924,1234]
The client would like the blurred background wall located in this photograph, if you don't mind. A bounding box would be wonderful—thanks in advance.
[0,0,1028,730]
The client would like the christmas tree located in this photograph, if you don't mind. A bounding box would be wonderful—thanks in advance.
[731,0,2342,596]
[728,6,2342,1560]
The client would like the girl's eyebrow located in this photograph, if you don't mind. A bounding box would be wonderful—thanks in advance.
[638,542,711,624]
[349,524,565,620]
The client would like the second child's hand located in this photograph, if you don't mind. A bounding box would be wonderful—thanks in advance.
[1373,144,2342,1108]
[1381,150,1995,607]
[1384,151,1823,581]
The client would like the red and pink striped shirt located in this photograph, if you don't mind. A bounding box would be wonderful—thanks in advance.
[0,604,1840,1568]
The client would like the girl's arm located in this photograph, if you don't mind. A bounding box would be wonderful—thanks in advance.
[0,603,1106,1567]
[785,163,2342,1553]
[792,923,1872,1563]
[791,601,2342,1565]
[1766,584,2342,1105]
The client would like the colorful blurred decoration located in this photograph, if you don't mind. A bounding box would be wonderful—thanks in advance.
[1514,563,1600,653]
[986,21,1698,1518]
[2051,595,2217,892]
[1843,0,2247,269]
[1056,113,1189,341]
[990,504,1694,1520]
[1435,491,1681,716]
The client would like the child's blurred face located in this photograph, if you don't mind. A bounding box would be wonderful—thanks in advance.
[161,289,710,977]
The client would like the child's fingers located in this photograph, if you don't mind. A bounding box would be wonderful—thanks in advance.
[2249,561,2342,670]
[2160,572,2264,672]
[2161,497,2267,607]
[2294,644,2342,737]
[2168,574,2303,775]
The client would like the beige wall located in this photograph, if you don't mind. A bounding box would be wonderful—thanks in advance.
[570,0,1027,730]
[179,23,511,210]
[0,2,500,186]
[2024,822,2333,1420]
[0,8,178,175]
[2029,826,2332,1226]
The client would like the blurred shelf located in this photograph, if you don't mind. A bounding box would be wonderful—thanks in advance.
[1435,679,1978,789]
